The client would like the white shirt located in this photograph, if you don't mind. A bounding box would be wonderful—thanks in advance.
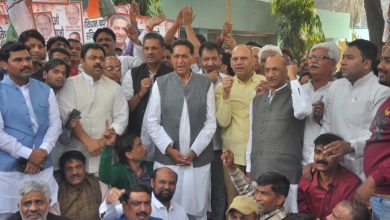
[145,74,216,216]
[0,79,62,213]
[59,71,129,136]
[301,81,332,165]
[151,193,189,220]
[322,72,390,179]
[121,67,155,101]
[99,193,188,220]
[145,76,216,156]
[118,43,144,81]
[246,79,311,172]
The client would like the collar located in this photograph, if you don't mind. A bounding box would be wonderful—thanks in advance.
[152,193,174,212]
[268,83,288,98]
[2,74,30,88]
[259,207,287,220]
[81,68,100,86]
[235,73,256,84]
[350,71,374,87]
[311,165,341,189]
[174,71,193,85]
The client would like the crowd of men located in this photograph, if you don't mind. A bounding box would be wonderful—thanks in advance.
[0,3,389,220]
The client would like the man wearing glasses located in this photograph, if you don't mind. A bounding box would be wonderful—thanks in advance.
[104,56,122,84]
[301,42,341,166]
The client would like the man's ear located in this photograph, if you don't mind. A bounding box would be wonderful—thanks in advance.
[1,61,7,71]
[363,59,373,72]
[125,151,133,160]
[276,194,286,207]
[42,71,48,80]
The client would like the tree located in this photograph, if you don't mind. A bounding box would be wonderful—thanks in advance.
[364,0,383,56]
[271,0,325,61]
[113,0,161,16]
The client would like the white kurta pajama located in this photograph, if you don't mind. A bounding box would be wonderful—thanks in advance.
[0,86,62,214]
[145,79,216,220]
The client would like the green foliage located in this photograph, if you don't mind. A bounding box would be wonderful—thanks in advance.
[271,0,324,60]
[112,0,162,16]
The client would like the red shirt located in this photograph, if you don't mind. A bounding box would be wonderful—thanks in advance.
[70,67,78,76]
[365,97,390,194]
[298,165,361,220]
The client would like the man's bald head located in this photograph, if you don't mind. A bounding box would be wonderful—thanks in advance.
[231,44,254,81]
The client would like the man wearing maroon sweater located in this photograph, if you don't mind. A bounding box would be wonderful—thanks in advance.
[298,133,361,219]
[356,46,390,219]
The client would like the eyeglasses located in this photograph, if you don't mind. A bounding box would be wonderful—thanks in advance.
[105,66,121,71]
[307,55,333,62]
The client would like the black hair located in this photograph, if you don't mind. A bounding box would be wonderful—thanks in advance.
[164,43,172,53]
[199,41,221,57]
[282,48,294,62]
[120,184,152,203]
[172,39,194,55]
[246,41,262,48]
[195,34,207,44]
[46,36,70,51]
[67,38,82,45]
[44,58,70,78]
[143,32,164,48]
[18,29,45,46]
[221,52,234,76]
[48,47,71,60]
[93,27,116,42]
[256,171,290,198]
[152,167,178,182]
[80,43,106,60]
[348,39,378,70]
[59,150,86,178]
[314,133,343,147]
[115,133,138,164]
[283,213,315,220]
[0,42,29,61]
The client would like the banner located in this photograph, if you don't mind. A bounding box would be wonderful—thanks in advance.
[33,2,84,43]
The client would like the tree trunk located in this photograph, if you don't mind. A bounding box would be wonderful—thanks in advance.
[364,0,383,57]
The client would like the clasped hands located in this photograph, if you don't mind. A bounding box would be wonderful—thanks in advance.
[166,145,197,166]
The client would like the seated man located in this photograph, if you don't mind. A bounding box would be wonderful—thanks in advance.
[326,200,369,220]
[114,184,162,220]
[298,134,361,219]
[226,195,258,220]
[222,151,290,219]
[8,180,70,220]
[58,150,108,220]
[99,167,188,220]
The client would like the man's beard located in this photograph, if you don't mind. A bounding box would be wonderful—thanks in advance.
[154,189,174,203]
[21,209,48,220]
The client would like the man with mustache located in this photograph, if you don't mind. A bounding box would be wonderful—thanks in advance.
[121,32,173,136]
[215,45,265,205]
[100,167,187,220]
[57,150,108,220]
[301,42,340,166]
[0,42,62,219]
[57,43,129,174]
[246,55,311,212]
[8,180,70,220]
[298,133,361,219]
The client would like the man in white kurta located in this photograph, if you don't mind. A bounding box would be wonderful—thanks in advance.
[56,43,128,174]
[0,43,62,218]
[321,39,390,179]
[301,42,341,166]
[145,39,216,220]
